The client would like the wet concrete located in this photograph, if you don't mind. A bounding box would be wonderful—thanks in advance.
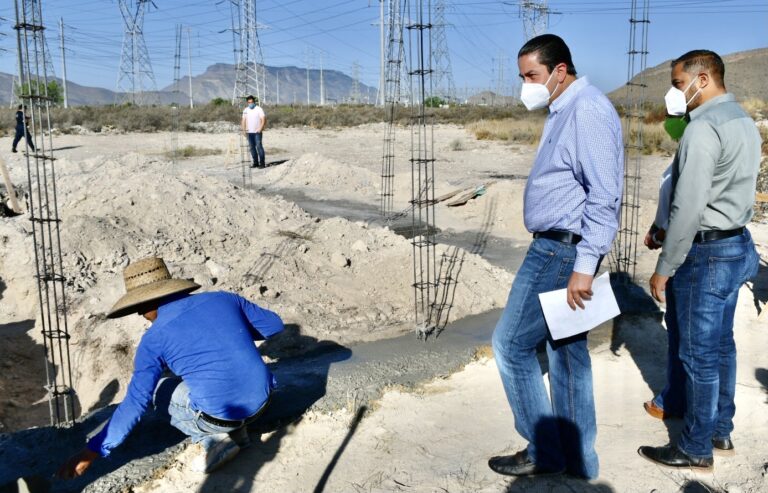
[256,187,530,273]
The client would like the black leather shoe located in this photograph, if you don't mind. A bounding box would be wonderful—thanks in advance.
[712,437,735,455]
[488,449,564,477]
[638,445,713,470]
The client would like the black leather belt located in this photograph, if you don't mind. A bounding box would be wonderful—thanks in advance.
[533,230,582,245]
[200,394,271,428]
[692,227,744,243]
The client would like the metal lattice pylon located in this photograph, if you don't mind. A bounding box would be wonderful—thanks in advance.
[230,0,265,104]
[14,0,75,427]
[116,0,158,106]
[350,62,362,104]
[170,23,181,164]
[611,0,650,282]
[431,0,455,102]
[380,0,408,218]
[519,1,551,40]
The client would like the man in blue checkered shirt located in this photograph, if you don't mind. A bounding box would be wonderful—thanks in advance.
[488,34,623,480]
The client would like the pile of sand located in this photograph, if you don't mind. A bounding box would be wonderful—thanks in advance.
[0,153,512,429]
[260,152,381,198]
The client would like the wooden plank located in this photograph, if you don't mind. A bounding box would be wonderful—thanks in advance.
[0,156,22,213]
[756,192,768,203]
[445,181,496,207]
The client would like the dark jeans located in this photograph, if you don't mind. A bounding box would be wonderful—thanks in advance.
[657,230,759,458]
[247,132,265,167]
[492,238,599,479]
[12,125,35,151]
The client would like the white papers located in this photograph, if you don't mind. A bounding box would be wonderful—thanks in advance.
[538,272,621,340]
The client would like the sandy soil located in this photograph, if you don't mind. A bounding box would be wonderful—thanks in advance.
[1,124,766,492]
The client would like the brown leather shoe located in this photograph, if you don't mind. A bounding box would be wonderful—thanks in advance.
[643,400,681,420]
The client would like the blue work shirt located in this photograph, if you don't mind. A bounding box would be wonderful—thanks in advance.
[87,291,284,457]
[523,77,624,274]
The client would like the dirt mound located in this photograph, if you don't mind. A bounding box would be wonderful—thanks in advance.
[0,153,512,430]
[260,152,380,197]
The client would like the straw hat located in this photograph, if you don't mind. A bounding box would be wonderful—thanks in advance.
[107,257,200,319]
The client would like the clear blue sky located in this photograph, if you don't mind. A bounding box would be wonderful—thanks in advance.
[0,0,766,97]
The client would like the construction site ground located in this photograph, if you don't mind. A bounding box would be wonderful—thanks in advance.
[1,124,766,493]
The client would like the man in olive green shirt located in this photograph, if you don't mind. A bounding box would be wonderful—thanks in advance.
[639,50,761,470]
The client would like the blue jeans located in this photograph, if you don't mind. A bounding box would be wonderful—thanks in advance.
[492,238,599,479]
[652,289,688,417]
[658,231,759,458]
[153,377,242,450]
[247,132,265,167]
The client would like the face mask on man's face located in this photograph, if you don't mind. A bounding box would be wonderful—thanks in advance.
[664,77,701,116]
[520,69,558,111]
[248,103,256,109]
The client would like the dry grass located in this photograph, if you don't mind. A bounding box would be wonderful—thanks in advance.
[632,123,679,156]
[466,118,544,145]
[741,98,768,120]
[0,103,529,135]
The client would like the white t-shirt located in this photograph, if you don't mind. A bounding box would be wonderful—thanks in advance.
[242,105,265,133]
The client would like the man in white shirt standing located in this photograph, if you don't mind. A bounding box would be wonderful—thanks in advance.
[241,95,266,168]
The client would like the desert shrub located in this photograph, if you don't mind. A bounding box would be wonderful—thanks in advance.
[466,118,544,145]
[449,138,463,151]
[741,98,767,120]
[165,145,223,159]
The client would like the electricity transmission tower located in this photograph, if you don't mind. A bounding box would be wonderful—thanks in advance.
[611,0,650,283]
[171,23,181,164]
[518,1,553,40]
[14,0,75,427]
[380,0,408,218]
[116,0,158,105]
[431,0,455,102]
[230,0,265,104]
[351,62,362,103]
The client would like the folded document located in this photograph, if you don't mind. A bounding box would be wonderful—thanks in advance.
[538,272,621,340]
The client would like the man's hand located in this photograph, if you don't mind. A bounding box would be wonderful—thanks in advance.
[644,228,665,250]
[57,448,99,480]
[567,272,594,310]
[650,273,669,303]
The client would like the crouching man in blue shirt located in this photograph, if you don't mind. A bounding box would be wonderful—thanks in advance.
[58,256,284,478]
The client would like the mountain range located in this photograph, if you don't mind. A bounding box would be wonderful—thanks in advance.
[608,47,768,103]
[1,47,765,107]
[0,63,376,106]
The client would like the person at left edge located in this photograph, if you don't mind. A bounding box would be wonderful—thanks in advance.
[488,34,623,480]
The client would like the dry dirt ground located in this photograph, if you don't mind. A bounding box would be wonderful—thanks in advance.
[1,124,767,492]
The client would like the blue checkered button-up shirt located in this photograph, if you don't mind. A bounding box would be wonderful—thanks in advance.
[523,77,624,275]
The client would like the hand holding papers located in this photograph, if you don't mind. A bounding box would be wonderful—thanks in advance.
[538,272,620,340]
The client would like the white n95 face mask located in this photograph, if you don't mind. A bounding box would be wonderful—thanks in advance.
[664,77,701,116]
[520,70,557,111]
